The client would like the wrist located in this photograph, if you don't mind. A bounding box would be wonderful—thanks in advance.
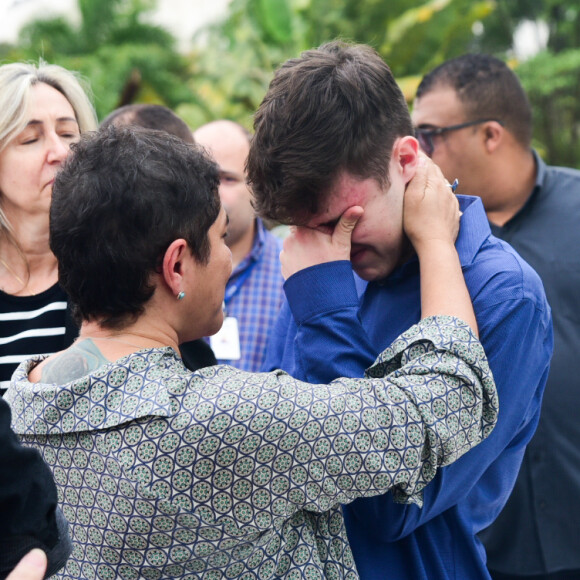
[414,237,456,260]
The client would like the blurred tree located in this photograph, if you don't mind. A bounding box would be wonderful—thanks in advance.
[3,0,578,166]
[476,0,579,54]
[178,0,495,129]
[516,49,580,168]
[180,0,580,168]
[5,0,194,120]
[473,1,580,168]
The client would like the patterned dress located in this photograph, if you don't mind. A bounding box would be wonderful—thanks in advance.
[5,316,497,580]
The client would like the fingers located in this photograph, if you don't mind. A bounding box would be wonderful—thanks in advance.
[332,206,364,246]
[6,549,47,580]
[404,157,461,248]
[405,155,434,203]
[279,206,363,280]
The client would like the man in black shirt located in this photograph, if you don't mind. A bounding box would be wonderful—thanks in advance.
[412,53,580,580]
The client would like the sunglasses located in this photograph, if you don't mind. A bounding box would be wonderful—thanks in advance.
[414,118,502,156]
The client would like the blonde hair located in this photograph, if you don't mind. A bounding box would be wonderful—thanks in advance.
[0,61,97,151]
[0,61,98,248]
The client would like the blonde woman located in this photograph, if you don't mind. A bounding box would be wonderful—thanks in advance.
[0,62,97,392]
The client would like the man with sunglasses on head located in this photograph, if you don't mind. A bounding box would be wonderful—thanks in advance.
[248,42,552,580]
[413,54,580,580]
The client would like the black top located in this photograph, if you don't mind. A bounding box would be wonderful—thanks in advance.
[480,151,580,575]
[0,284,76,392]
[180,338,217,370]
[0,283,215,395]
[0,396,71,578]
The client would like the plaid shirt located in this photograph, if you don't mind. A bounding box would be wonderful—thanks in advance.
[219,219,284,372]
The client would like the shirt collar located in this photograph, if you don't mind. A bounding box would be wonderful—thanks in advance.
[532,149,547,190]
[455,194,492,265]
[232,218,265,276]
[357,194,490,293]
[6,349,179,435]
[491,150,542,231]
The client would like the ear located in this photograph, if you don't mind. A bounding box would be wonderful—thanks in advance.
[161,239,190,297]
[482,120,504,154]
[392,136,419,185]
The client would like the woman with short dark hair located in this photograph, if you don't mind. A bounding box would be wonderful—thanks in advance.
[6,126,496,580]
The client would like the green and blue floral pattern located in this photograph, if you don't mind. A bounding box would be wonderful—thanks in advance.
[6,316,497,579]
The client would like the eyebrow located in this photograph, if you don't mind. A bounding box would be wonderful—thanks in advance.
[26,117,79,127]
[219,169,243,179]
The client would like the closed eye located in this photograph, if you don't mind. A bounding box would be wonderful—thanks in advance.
[219,171,242,185]
[314,218,339,235]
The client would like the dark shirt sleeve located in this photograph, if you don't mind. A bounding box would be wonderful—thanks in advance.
[0,398,71,579]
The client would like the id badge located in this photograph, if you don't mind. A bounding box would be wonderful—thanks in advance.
[210,316,241,360]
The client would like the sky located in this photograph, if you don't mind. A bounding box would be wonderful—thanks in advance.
[0,0,231,50]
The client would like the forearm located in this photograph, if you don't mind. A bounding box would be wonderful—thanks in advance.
[417,241,478,337]
[350,295,551,540]
[201,316,497,513]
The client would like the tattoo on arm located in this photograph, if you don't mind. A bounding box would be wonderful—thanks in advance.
[41,339,110,384]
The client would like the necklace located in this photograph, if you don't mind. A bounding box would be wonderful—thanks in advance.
[77,333,169,350]
[0,257,35,295]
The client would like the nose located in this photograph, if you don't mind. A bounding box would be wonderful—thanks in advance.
[46,133,70,164]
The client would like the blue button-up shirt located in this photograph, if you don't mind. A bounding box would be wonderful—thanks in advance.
[264,195,553,580]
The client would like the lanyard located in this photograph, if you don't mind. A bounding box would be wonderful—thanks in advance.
[223,260,258,307]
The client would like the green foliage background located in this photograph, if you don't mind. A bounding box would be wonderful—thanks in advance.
[1,0,579,167]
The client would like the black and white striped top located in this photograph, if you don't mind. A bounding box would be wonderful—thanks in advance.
[0,284,70,393]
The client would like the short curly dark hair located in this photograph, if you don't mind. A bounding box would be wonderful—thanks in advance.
[247,41,413,225]
[416,53,532,148]
[50,126,221,329]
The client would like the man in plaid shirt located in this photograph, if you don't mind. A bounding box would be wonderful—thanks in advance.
[195,120,284,372]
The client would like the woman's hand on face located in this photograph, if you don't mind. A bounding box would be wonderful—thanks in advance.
[403,154,461,255]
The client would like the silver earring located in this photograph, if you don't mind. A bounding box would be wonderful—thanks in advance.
[177,291,186,300]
